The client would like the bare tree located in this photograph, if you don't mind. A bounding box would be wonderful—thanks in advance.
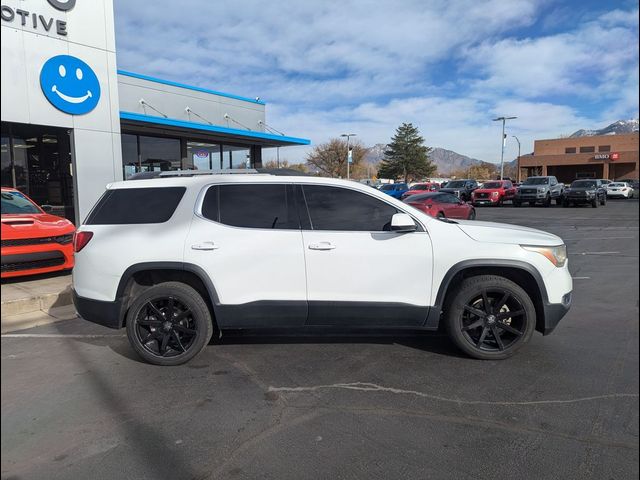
[306,138,369,178]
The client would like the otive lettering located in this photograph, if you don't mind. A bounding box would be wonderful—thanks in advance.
[0,5,68,36]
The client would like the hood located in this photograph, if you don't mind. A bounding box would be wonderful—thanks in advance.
[455,220,563,246]
[567,186,597,192]
[441,187,461,193]
[473,188,502,194]
[1,213,75,239]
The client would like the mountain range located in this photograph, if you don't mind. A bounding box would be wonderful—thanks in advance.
[569,119,638,137]
[363,119,639,175]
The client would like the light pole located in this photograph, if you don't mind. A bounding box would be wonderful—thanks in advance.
[340,133,356,179]
[512,135,521,183]
[493,116,517,179]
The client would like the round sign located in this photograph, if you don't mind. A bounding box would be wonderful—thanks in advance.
[40,55,101,115]
[194,150,209,158]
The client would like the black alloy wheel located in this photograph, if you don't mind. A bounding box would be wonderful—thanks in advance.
[445,275,536,359]
[126,282,213,366]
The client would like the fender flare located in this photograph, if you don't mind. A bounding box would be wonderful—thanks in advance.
[424,259,548,329]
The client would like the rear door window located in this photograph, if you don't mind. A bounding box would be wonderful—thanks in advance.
[85,187,186,225]
[301,185,399,231]
[201,184,300,230]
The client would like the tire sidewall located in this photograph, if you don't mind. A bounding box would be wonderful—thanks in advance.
[445,276,537,360]
[126,282,213,366]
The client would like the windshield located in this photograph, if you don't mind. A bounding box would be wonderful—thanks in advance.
[571,180,597,188]
[1,191,41,215]
[410,184,429,190]
[445,181,467,188]
[609,183,625,187]
[380,184,394,191]
[523,177,549,185]
[483,182,503,189]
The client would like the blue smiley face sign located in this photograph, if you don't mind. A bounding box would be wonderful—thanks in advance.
[40,55,101,115]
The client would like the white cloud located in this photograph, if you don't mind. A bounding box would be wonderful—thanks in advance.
[113,1,639,165]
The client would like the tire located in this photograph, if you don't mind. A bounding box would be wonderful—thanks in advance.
[125,281,213,366]
[444,275,536,360]
[562,199,570,207]
[543,194,551,207]
[513,200,521,207]
[591,198,598,208]
[600,195,606,206]
[468,208,476,220]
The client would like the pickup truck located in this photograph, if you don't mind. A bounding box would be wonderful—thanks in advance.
[514,176,565,207]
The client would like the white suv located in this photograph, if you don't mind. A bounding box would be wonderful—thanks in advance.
[72,170,572,365]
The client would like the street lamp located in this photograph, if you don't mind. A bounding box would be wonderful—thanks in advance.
[512,135,521,183]
[340,133,356,179]
[493,116,517,180]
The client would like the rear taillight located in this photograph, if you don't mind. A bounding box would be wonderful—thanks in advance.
[73,231,93,252]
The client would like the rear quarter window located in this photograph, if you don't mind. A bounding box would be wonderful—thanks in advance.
[85,187,186,225]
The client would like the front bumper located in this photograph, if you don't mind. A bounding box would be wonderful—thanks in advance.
[473,196,500,205]
[540,292,572,335]
[72,289,125,329]
[1,243,74,278]
[565,194,595,204]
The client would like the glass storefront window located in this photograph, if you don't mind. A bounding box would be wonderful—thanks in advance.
[121,134,139,180]
[139,136,181,172]
[186,141,221,170]
[1,122,74,221]
[223,145,251,169]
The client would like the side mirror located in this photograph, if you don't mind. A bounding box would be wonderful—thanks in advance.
[391,213,417,233]
[41,204,53,212]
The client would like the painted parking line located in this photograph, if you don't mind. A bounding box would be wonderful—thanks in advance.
[1,334,125,338]
[572,277,591,280]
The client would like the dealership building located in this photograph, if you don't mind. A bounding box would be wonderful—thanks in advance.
[1,0,309,224]
[519,132,639,183]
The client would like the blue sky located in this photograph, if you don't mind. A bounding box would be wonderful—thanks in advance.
[113,0,639,164]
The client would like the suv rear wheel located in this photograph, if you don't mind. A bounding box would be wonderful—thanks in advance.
[125,282,213,366]
[444,275,536,360]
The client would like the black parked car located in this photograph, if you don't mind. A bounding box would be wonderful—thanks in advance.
[562,179,607,208]
[440,179,478,202]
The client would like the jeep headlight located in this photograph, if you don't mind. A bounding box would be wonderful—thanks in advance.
[521,244,567,267]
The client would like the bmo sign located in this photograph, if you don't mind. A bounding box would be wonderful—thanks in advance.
[595,152,620,161]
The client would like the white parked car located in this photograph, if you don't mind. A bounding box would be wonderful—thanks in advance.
[72,170,572,365]
[606,182,634,198]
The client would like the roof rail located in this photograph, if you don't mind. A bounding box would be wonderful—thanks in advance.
[128,169,262,180]
[127,168,310,180]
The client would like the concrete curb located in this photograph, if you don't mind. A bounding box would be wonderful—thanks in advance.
[1,285,73,318]
[1,305,78,333]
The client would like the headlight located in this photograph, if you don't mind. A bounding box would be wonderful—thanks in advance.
[537,187,545,192]
[521,244,567,267]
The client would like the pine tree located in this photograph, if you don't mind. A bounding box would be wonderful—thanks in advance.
[377,123,436,183]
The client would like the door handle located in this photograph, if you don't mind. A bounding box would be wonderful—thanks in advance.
[191,241,218,251]
[308,242,336,251]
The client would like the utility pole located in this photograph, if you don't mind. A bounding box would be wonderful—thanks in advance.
[512,135,521,183]
[493,116,517,179]
[340,133,356,179]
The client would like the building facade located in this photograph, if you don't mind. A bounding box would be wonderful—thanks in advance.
[519,133,639,183]
[1,0,309,224]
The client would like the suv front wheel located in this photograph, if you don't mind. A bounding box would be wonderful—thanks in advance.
[125,282,213,366]
[444,275,536,360]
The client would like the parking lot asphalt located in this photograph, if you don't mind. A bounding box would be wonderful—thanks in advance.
[2,200,638,480]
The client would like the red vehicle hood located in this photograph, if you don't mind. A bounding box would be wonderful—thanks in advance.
[473,188,504,194]
[1,213,75,239]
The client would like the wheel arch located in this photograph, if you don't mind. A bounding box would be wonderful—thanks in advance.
[426,260,548,334]
[116,262,220,328]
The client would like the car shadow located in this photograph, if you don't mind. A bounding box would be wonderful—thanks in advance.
[74,327,467,363]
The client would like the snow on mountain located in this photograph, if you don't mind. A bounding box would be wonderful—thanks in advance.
[570,119,639,137]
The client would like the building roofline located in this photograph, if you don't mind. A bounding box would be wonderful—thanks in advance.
[119,111,310,146]
[534,132,639,142]
[117,70,266,105]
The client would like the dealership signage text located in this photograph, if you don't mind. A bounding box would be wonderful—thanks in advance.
[0,0,76,36]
